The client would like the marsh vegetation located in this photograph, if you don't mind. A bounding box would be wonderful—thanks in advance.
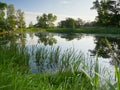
[0,0,120,89]
[0,32,120,89]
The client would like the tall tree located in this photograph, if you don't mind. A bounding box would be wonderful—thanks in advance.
[16,9,26,28]
[75,18,85,28]
[0,2,7,19]
[47,13,57,27]
[0,2,7,31]
[6,4,16,29]
[58,18,76,28]
[91,0,120,26]
[65,18,76,28]
[36,13,57,28]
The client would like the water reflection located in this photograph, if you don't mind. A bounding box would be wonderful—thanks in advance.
[0,34,13,45]
[0,33,26,46]
[60,33,83,41]
[1,32,120,73]
[35,32,57,46]
[90,36,120,66]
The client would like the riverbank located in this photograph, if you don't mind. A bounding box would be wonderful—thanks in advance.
[0,27,120,35]
[46,27,120,34]
[0,32,119,89]
[0,43,118,90]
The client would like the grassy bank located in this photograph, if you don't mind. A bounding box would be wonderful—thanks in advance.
[46,27,120,34]
[0,43,119,89]
[0,44,92,90]
[1,27,120,35]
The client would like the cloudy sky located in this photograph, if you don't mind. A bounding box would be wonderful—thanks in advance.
[1,0,97,26]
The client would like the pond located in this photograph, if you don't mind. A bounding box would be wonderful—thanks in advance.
[1,32,120,78]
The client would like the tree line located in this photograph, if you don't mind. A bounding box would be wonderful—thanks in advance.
[0,0,120,32]
[30,15,94,29]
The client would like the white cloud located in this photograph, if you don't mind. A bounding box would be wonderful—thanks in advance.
[60,0,71,4]
[24,12,42,27]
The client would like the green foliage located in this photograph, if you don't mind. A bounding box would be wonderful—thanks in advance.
[35,13,57,28]
[0,19,9,32]
[0,2,26,32]
[0,2,7,19]
[58,18,85,28]
[0,38,120,89]
[58,18,76,28]
[16,9,26,28]
[47,27,120,34]
[0,43,92,90]
[75,18,85,28]
[91,0,120,26]
[0,2,8,31]
[6,4,16,29]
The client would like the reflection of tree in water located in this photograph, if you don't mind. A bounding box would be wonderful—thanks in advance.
[60,33,83,41]
[35,32,57,46]
[0,33,26,46]
[90,36,120,65]
[0,34,13,45]
[16,33,26,46]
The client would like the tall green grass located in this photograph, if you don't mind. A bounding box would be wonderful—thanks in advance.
[0,42,119,90]
[105,39,120,90]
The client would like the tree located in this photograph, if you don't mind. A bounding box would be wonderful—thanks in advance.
[29,21,34,28]
[47,13,57,27]
[91,0,120,26]
[0,2,7,19]
[6,4,16,29]
[75,18,85,28]
[66,18,76,28]
[35,13,57,28]
[0,2,7,31]
[36,13,47,28]
[58,18,76,28]
[16,9,26,28]
[107,0,120,26]
[58,20,66,28]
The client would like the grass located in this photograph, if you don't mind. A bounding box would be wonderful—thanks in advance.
[0,41,120,90]
[1,27,120,35]
[46,27,120,34]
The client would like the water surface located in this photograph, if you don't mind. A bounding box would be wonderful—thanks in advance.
[1,32,120,77]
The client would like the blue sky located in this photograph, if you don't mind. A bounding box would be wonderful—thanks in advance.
[0,0,97,25]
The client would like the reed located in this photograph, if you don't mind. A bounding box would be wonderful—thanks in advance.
[0,42,119,89]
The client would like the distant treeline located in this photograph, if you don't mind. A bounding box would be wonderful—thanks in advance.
[0,0,120,32]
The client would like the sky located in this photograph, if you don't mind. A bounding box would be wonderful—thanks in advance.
[0,0,97,26]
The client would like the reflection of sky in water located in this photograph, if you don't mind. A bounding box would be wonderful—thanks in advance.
[54,35,95,53]
[26,33,39,45]
[24,33,115,80]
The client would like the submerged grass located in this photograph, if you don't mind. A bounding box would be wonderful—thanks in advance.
[0,42,119,89]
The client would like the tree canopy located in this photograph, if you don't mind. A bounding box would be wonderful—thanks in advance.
[0,1,119,32]
[58,18,85,28]
[16,9,26,28]
[35,13,57,28]
[0,2,26,32]
[91,0,120,26]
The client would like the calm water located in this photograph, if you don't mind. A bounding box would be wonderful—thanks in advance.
[1,32,120,77]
